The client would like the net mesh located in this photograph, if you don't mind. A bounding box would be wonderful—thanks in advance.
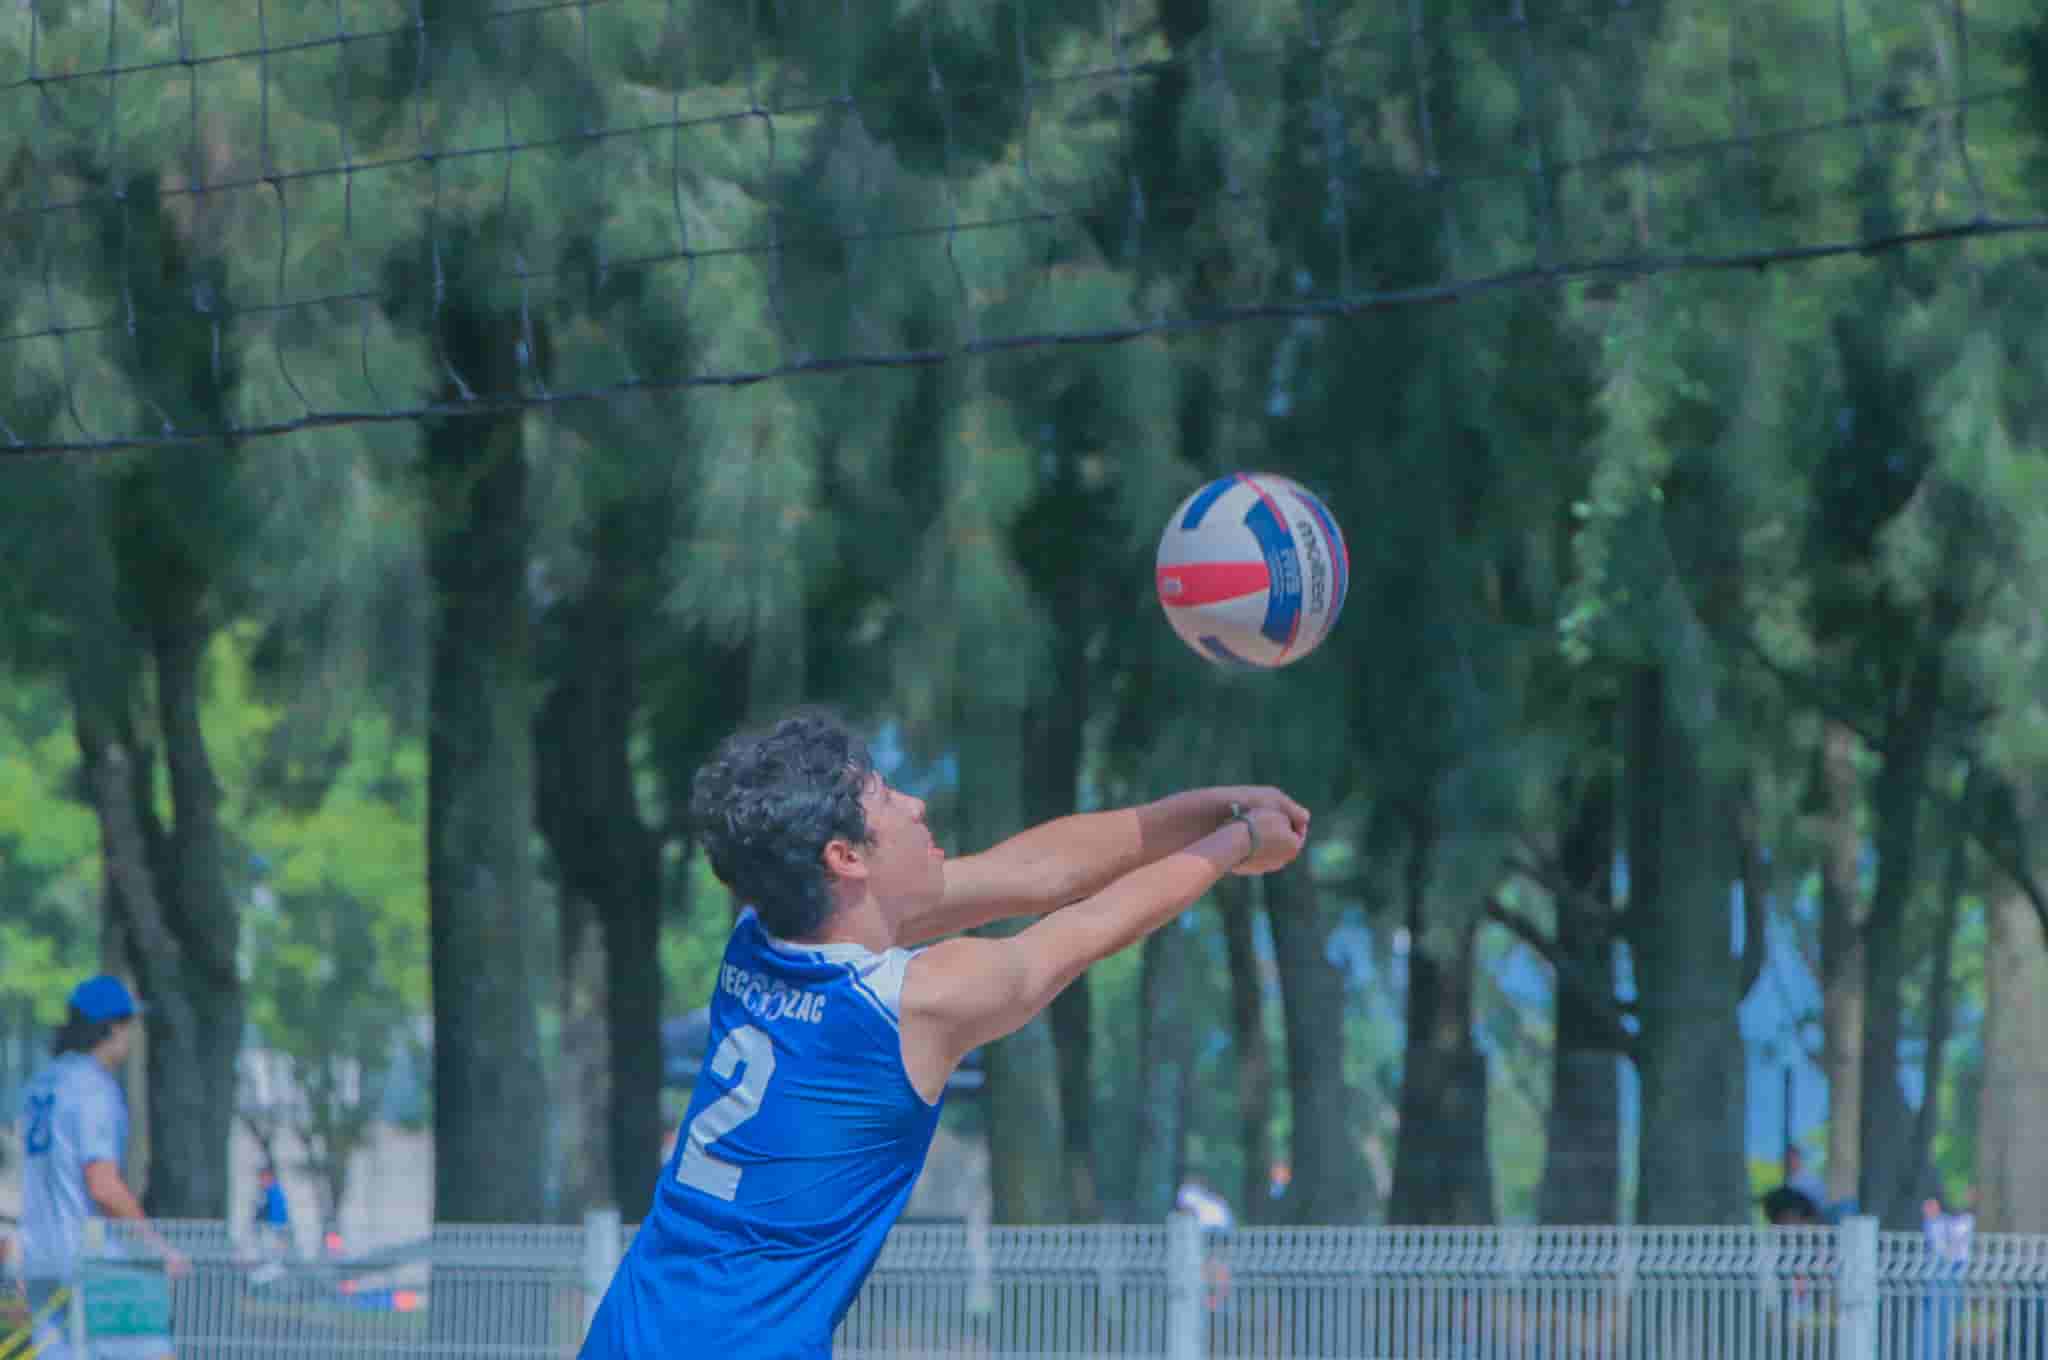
[4,0,2045,456]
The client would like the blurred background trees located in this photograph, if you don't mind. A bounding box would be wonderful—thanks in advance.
[4,0,2048,1233]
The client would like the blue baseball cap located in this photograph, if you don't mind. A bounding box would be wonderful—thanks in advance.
[69,974,142,1023]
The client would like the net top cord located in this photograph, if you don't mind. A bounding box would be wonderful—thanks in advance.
[3,0,2044,458]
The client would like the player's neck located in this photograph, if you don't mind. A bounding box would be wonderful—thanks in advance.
[798,892,898,955]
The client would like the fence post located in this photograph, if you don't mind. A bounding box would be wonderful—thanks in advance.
[582,1206,622,1336]
[1836,1214,1878,1360]
[70,1215,105,1354]
[1166,1211,1203,1360]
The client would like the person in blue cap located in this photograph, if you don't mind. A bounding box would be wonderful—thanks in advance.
[16,974,188,1359]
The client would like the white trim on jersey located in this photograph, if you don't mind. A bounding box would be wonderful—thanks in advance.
[748,906,917,1029]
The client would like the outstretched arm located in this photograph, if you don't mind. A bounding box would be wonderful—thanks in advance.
[903,786,1309,946]
[898,805,1306,1102]
[84,1161,190,1277]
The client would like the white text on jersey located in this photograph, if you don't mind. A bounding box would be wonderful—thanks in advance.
[720,965,828,1024]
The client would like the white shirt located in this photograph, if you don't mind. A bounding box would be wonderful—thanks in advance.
[1176,1182,1235,1231]
[17,1052,128,1281]
[1925,1211,1973,1266]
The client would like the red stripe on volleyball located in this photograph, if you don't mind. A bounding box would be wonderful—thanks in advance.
[1156,561,1270,608]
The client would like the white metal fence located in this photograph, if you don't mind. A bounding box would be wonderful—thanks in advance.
[20,1215,2048,1358]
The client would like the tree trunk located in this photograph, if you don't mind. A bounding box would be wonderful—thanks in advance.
[601,874,664,1217]
[71,605,240,1221]
[1265,861,1370,1224]
[1045,985,1096,1219]
[1219,876,1277,1223]
[425,298,548,1224]
[1389,819,1494,1226]
[141,604,243,1220]
[73,715,197,1217]
[963,724,1068,1224]
[1815,719,1866,1207]
[1537,774,1622,1226]
[553,904,612,1220]
[98,866,152,1205]
[1021,638,1095,1220]
[982,1010,1068,1223]
[1905,833,1965,1208]
[534,504,668,1219]
[302,1049,377,1241]
[1625,665,1752,1225]
[1127,922,1198,1220]
[1977,790,2048,1232]
[44,158,247,1222]
[1856,647,1943,1228]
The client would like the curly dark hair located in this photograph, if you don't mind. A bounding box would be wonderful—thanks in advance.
[689,710,877,939]
[52,1006,123,1057]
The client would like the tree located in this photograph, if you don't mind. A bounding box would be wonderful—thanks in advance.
[410,317,549,1228]
[244,886,413,1236]
[1217,877,1279,1222]
[57,175,253,1222]
[1528,770,1628,1226]
[1565,280,1779,1226]
[1977,782,2048,1230]
[239,697,430,1241]
[1263,861,1370,1223]
[1810,720,1868,1206]
[534,490,674,1220]
[371,0,625,1225]
[1387,822,1493,1226]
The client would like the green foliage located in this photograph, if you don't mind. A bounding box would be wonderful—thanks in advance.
[0,678,102,1018]
[6,0,2048,1230]
[214,625,430,1207]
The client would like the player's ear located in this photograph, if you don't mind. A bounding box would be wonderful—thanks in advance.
[821,837,867,881]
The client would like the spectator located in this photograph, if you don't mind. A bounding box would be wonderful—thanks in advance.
[1175,1177,1235,1232]
[253,1169,291,1255]
[1920,1193,1972,1360]
[16,975,188,1359]
[1761,1185,1822,1227]
[1774,1147,1864,1224]
[1175,1178,1235,1314]
[1783,1147,1828,1206]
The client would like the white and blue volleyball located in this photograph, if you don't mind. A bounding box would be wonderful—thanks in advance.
[1154,472,1349,670]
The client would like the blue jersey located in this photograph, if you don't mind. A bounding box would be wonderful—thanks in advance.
[582,909,945,1359]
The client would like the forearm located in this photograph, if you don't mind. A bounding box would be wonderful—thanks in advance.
[1034,822,1250,973]
[88,1173,145,1223]
[1012,790,1239,900]
[950,822,1253,1049]
[86,1166,170,1251]
[913,790,1240,942]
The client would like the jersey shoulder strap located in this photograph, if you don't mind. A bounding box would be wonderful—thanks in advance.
[735,907,919,1029]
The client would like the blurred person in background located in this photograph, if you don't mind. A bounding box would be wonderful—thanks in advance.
[1175,1176,1237,1314]
[16,975,189,1359]
[1920,1192,1973,1360]
[251,1169,291,1255]
[1782,1147,1827,1208]
[1760,1185,1822,1227]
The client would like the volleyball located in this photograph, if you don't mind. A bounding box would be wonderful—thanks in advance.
[1154,472,1349,670]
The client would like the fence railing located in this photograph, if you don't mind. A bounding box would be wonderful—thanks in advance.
[15,1215,2048,1358]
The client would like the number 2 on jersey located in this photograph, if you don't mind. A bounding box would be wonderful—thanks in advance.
[676,1025,777,1202]
[25,1092,54,1157]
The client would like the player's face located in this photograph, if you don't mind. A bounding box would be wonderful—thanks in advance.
[104,1018,138,1066]
[861,777,945,914]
